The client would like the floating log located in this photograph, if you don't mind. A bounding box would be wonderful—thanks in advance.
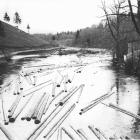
[63,75,69,92]
[9,91,37,123]
[23,82,52,97]
[80,87,116,115]
[33,76,37,86]
[23,80,51,93]
[39,94,50,120]
[80,93,108,113]
[55,87,78,106]
[32,92,47,120]
[24,92,47,121]
[27,101,68,140]
[43,104,76,139]
[22,108,33,121]
[95,127,108,140]
[57,76,64,87]
[34,94,50,124]
[35,63,86,72]
[62,127,75,140]
[71,72,75,82]
[77,129,89,140]
[1,94,8,125]
[76,84,85,103]
[0,122,14,140]
[25,75,33,85]
[8,94,21,112]
[109,103,140,120]
[60,85,84,106]
[57,128,62,140]
[70,125,84,140]
[88,125,100,140]
[8,94,22,118]
[43,90,64,114]
[51,82,56,97]
[37,71,53,78]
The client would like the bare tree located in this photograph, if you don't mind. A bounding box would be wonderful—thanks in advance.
[101,0,128,62]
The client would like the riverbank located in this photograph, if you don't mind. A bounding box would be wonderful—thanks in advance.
[0,20,59,62]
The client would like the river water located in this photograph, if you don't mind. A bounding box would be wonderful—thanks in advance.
[0,48,140,140]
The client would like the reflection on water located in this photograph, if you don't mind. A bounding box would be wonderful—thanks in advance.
[132,79,140,135]
[1,50,140,139]
[0,54,45,85]
[115,71,119,105]
[111,66,140,137]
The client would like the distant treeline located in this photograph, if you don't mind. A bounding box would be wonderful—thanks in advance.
[73,23,114,49]
[34,22,114,49]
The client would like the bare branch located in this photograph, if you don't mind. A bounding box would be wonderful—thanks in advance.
[120,5,138,9]
[99,13,127,18]
[101,0,117,42]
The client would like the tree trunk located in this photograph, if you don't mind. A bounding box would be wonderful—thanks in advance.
[128,0,140,36]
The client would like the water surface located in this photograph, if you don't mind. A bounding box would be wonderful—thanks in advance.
[0,49,140,140]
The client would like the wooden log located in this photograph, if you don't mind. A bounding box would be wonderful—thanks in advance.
[34,93,50,124]
[23,79,51,94]
[109,103,140,120]
[31,92,47,120]
[0,122,14,140]
[60,85,84,106]
[1,94,8,125]
[80,91,115,115]
[80,93,109,112]
[27,103,66,140]
[55,87,78,106]
[62,127,75,140]
[95,127,108,140]
[57,128,62,140]
[76,84,85,103]
[8,94,22,118]
[88,125,100,140]
[8,94,21,112]
[9,91,37,122]
[70,125,84,140]
[51,82,56,97]
[77,129,89,140]
[43,104,76,139]
[24,92,47,121]
[23,82,52,97]
[43,90,64,114]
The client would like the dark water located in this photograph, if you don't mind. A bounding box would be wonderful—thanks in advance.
[0,54,44,85]
[0,49,140,139]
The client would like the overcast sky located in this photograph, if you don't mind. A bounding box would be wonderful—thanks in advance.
[0,0,137,34]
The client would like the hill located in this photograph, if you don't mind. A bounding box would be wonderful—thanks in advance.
[0,21,50,49]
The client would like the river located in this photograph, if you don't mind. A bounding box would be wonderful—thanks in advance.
[0,48,140,140]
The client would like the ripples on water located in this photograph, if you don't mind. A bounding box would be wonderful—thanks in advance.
[0,50,140,139]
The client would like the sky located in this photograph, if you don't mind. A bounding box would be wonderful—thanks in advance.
[0,0,137,34]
